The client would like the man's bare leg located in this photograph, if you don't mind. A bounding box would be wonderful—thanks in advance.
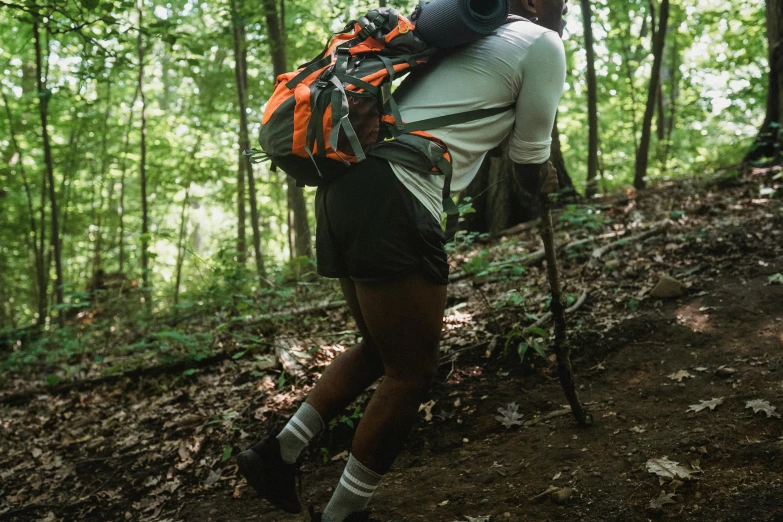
[350,274,447,473]
[306,278,385,422]
[317,273,447,521]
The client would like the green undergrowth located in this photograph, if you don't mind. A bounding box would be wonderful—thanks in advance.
[0,257,340,388]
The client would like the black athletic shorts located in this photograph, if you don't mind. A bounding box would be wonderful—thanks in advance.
[314,156,450,286]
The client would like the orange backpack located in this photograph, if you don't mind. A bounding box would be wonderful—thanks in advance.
[245,7,517,213]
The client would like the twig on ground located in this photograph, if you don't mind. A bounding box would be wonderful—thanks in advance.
[523,408,572,427]
[529,290,588,329]
[590,220,671,260]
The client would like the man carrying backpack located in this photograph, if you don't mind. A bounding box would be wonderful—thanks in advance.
[238,0,568,520]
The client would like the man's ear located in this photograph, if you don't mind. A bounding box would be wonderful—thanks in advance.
[525,0,538,14]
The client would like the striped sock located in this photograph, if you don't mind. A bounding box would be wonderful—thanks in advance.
[276,402,324,464]
[322,454,383,522]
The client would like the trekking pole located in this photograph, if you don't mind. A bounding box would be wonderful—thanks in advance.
[538,193,593,426]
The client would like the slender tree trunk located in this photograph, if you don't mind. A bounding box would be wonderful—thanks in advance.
[2,91,46,324]
[776,0,783,131]
[622,55,639,155]
[230,1,247,265]
[137,0,152,312]
[92,83,112,278]
[656,84,666,141]
[33,17,64,327]
[550,115,578,200]
[745,0,783,163]
[662,32,679,173]
[38,137,47,323]
[118,86,139,273]
[261,0,313,259]
[634,0,669,189]
[174,186,190,307]
[232,0,265,276]
[581,0,599,198]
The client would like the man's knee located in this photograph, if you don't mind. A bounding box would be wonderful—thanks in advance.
[385,353,438,394]
[357,337,384,372]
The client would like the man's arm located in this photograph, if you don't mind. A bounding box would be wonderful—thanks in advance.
[508,31,567,195]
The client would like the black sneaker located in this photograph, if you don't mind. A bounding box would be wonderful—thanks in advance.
[308,506,382,522]
[237,437,301,514]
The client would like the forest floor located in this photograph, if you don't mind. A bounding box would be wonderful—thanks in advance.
[2,166,783,522]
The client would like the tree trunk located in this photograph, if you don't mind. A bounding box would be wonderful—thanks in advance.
[662,31,679,173]
[92,83,112,279]
[634,0,669,190]
[460,140,537,235]
[174,186,190,307]
[2,90,46,324]
[550,116,578,200]
[745,0,782,163]
[232,0,265,276]
[33,17,64,327]
[618,19,640,156]
[137,0,152,313]
[261,0,313,259]
[581,0,600,198]
[118,86,139,273]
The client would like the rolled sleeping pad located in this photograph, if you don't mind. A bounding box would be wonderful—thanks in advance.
[413,0,509,49]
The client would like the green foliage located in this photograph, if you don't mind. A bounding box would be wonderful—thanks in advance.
[559,205,607,232]
[329,405,363,430]
[504,325,550,363]
[0,0,771,337]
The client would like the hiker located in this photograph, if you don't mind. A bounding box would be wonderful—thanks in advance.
[238,0,568,520]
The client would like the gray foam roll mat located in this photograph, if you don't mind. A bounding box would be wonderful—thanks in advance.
[413,0,509,49]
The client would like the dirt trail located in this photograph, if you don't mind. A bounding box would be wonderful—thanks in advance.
[183,266,783,522]
[2,169,782,522]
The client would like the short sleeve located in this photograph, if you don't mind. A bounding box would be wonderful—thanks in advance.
[508,31,567,165]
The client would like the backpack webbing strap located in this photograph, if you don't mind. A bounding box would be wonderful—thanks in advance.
[332,73,380,96]
[287,55,333,90]
[378,55,407,132]
[435,156,458,215]
[328,76,366,162]
[402,105,512,133]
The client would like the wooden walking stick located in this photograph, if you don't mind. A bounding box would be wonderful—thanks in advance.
[538,192,593,426]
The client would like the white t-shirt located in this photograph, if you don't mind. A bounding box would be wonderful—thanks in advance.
[389,21,567,220]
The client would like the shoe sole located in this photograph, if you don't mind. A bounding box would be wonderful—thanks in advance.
[236,448,302,514]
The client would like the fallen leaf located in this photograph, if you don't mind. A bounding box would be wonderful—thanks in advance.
[630,425,646,433]
[646,457,698,483]
[715,366,737,378]
[495,402,524,428]
[419,400,436,422]
[551,487,573,504]
[204,468,222,486]
[648,490,676,510]
[687,398,724,413]
[745,399,781,418]
[331,450,349,462]
[668,370,694,382]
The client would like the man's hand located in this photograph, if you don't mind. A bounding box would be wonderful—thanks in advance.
[540,161,559,195]
[515,161,560,196]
